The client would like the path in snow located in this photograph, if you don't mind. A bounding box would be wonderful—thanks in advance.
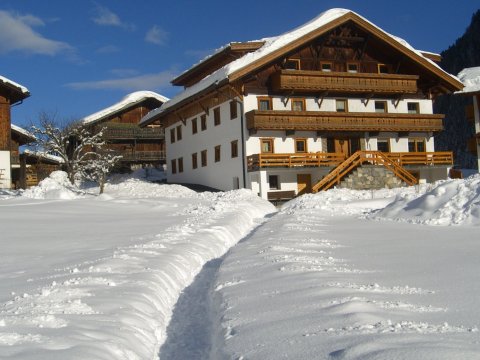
[159,258,221,360]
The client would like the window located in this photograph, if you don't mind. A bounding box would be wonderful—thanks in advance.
[378,64,388,74]
[347,63,359,73]
[214,107,221,126]
[285,58,300,70]
[374,101,387,113]
[192,153,198,169]
[192,118,198,134]
[336,99,348,112]
[230,101,238,119]
[171,159,177,174]
[269,175,279,190]
[295,138,307,153]
[408,138,426,152]
[214,145,221,162]
[201,114,207,131]
[321,62,333,72]
[258,97,272,111]
[291,98,305,112]
[377,139,390,152]
[178,157,183,173]
[231,140,238,158]
[176,125,182,141]
[201,149,207,167]
[407,102,420,114]
[170,128,175,143]
[260,138,274,153]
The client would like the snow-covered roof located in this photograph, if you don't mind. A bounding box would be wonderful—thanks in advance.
[82,91,169,125]
[23,149,64,164]
[11,124,36,142]
[140,8,461,126]
[0,75,29,95]
[456,67,480,94]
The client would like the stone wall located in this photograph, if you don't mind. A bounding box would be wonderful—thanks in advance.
[338,165,405,190]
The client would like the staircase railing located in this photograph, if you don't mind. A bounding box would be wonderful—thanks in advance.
[312,150,419,192]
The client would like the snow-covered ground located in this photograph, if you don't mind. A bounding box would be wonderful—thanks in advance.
[1,172,480,359]
[0,171,274,359]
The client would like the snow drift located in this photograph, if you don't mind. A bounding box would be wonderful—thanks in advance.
[372,174,480,226]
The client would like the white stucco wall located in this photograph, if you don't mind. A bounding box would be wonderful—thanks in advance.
[0,151,11,189]
[165,98,245,191]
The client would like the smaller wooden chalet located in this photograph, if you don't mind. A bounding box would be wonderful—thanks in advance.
[0,75,30,189]
[81,91,168,169]
[457,67,480,170]
[140,9,463,200]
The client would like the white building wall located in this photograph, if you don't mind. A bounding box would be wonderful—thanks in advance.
[0,151,11,189]
[165,99,245,191]
[474,96,480,170]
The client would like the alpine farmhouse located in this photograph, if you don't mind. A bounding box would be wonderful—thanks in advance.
[140,9,463,200]
[81,91,169,170]
[0,76,34,189]
[457,67,480,171]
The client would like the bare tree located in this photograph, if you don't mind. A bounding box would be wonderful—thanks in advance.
[81,149,122,194]
[30,112,110,185]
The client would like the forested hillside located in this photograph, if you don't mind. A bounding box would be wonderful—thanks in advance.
[435,10,480,169]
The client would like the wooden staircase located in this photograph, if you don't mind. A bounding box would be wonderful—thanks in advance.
[312,150,418,192]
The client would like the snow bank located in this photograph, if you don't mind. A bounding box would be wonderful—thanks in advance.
[22,171,85,200]
[372,174,480,226]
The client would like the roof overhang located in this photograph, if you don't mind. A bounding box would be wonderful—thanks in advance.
[172,42,265,87]
[11,124,36,145]
[0,78,30,105]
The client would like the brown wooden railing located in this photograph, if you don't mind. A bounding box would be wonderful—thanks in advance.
[270,70,419,94]
[117,150,165,162]
[101,125,164,139]
[311,151,453,192]
[246,110,444,132]
[247,152,346,171]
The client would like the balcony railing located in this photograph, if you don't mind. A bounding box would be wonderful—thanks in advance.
[247,152,346,171]
[101,125,164,140]
[116,150,166,162]
[246,110,444,132]
[247,151,453,171]
[270,70,419,94]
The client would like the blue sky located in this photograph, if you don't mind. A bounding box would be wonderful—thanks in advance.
[1,0,478,127]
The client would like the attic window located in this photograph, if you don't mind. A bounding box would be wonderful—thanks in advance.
[284,59,300,70]
[407,102,420,114]
[347,63,359,73]
[321,62,333,72]
[374,101,387,113]
[336,99,348,113]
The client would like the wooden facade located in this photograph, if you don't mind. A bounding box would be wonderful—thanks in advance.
[84,94,167,168]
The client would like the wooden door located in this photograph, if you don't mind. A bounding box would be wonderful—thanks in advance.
[297,174,312,196]
[334,139,350,156]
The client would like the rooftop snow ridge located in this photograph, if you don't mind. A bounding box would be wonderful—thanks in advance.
[139,8,460,126]
[82,91,169,125]
[456,67,480,94]
[0,75,29,95]
[11,124,36,141]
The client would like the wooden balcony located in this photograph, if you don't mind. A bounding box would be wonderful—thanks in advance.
[270,70,419,95]
[247,152,346,171]
[246,110,444,132]
[247,151,453,171]
[101,125,164,140]
[117,150,166,162]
